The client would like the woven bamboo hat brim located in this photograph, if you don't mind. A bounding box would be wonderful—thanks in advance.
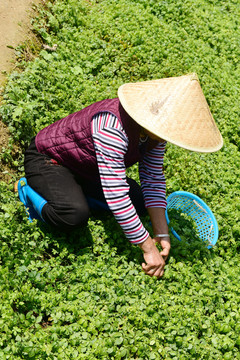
[118,74,223,152]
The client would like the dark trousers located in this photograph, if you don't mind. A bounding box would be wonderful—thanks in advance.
[24,138,146,229]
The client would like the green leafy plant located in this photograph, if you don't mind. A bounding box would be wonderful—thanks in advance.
[0,0,240,358]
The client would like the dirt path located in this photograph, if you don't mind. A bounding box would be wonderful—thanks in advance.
[0,0,40,85]
[0,0,40,182]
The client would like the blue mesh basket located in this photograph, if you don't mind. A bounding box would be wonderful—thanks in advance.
[165,191,219,248]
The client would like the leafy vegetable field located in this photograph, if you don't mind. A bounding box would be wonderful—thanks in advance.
[0,0,240,358]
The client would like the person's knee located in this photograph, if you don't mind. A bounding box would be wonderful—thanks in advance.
[42,201,90,228]
[64,202,90,227]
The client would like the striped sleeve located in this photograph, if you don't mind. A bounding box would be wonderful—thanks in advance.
[139,142,167,209]
[91,112,149,244]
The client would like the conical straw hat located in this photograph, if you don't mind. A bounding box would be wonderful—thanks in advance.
[118,73,223,152]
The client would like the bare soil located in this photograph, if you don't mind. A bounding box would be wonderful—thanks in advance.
[0,0,40,182]
[0,0,40,85]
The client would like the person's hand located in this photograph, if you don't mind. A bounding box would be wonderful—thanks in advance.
[138,236,166,278]
[154,236,171,261]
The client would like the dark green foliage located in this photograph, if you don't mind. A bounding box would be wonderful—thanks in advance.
[0,0,240,358]
[167,208,211,261]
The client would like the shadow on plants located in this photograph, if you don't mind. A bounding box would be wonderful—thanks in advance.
[37,220,94,259]
[98,208,215,267]
[94,211,148,264]
[169,236,215,264]
[88,209,212,267]
[97,209,214,267]
[167,209,215,263]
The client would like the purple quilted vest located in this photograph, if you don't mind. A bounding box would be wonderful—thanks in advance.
[36,98,141,181]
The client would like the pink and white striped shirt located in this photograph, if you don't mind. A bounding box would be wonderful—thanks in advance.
[91,112,167,244]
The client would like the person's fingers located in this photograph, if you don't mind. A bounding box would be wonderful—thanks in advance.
[142,263,164,278]
[160,247,169,255]
[142,262,165,272]
[160,247,170,260]
[142,263,164,277]
[142,264,156,277]
[154,268,164,279]
[159,269,164,278]
[142,263,155,272]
